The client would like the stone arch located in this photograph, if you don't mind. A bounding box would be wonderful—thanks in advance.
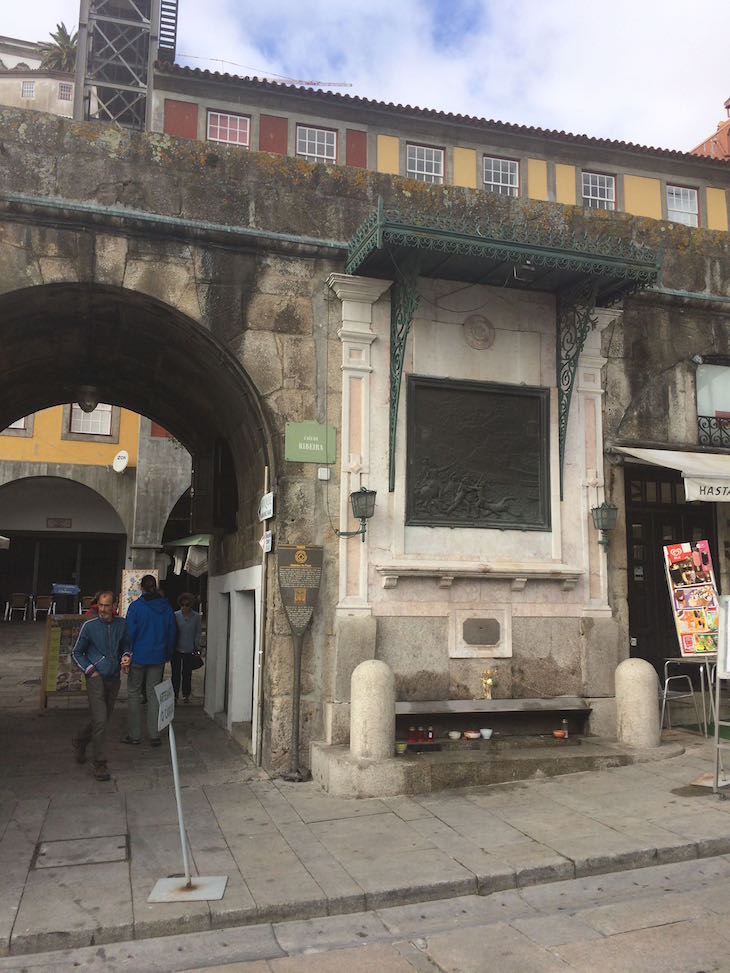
[0,282,276,551]
[0,475,127,534]
[0,475,128,604]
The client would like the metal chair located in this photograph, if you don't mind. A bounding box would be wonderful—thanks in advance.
[32,595,56,621]
[4,593,28,621]
[660,665,703,732]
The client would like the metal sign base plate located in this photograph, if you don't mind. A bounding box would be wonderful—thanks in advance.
[148,875,228,902]
[690,772,730,789]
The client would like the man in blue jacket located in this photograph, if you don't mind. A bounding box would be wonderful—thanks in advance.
[124,574,177,747]
[72,590,131,781]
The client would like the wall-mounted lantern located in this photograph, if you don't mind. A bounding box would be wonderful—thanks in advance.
[591,500,619,551]
[336,487,377,543]
[76,385,100,413]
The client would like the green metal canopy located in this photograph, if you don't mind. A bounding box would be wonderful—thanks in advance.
[164,533,212,548]
[345,198,660,495]
[346,197,659,304]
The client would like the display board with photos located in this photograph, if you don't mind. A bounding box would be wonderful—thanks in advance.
[119,568,158,617]
[40,614,87,709]
[663,539,719,656]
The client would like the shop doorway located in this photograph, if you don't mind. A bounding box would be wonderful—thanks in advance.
[625,464,718,675]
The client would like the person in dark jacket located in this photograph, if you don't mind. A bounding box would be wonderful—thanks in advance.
[124,574,177,746]
[71,590,131,781]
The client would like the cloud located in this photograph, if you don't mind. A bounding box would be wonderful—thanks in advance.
[6,0,729,152]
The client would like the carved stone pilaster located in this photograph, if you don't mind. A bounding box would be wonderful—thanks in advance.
[328,273,391,612]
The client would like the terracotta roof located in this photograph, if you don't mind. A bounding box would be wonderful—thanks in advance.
[0,66,72,79]
[155,60,730,168]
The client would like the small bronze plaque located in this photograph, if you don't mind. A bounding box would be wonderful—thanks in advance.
[463,618,501,646]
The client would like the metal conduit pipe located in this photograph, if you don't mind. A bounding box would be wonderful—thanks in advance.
[650,286,730,306]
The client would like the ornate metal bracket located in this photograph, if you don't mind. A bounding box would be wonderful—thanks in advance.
[389,256,420,492]
[557,280,599,498]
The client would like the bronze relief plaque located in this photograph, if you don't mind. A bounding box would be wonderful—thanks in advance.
[406,376,551,530]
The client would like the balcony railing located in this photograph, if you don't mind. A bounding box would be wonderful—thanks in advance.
[697,415,730,447]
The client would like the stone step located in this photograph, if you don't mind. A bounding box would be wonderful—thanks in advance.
[310,737,680,798]
[398,742,631,792]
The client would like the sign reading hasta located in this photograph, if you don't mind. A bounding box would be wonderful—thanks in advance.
[284,422,336,464]
[277,544,323,636]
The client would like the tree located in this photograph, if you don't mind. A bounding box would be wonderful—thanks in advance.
[38,23,78,73]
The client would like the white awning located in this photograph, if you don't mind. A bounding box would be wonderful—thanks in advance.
[614,446,730,501]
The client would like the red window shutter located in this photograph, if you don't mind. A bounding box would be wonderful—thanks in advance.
[346,129,367,168]
[259,114,288,154]
[163,99,199,140]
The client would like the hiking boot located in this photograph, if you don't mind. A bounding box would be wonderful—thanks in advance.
[149,738,162,748]
[93,761,111,781]
[121,735,141,745]
[72,736,86,764]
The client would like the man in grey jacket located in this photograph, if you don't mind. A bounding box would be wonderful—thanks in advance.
[71,591,131,781]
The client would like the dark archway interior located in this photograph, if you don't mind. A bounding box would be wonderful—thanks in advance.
[0,283,266,453]
[0,283,273,544]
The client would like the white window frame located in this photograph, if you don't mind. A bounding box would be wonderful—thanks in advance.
[667,184,699,227]
[295,125,337,164]
[206,110,250,148]
[1,414,34,438]
[582,171,615,210]
[69,403,113,436]
[483,156,519,196]
[406,143,444,184]
[58,82,73,102]
[21,80,35,99]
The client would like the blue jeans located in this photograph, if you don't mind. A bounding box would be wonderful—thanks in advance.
[127,664,164,742]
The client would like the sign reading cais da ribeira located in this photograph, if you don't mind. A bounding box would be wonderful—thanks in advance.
[284,421,336,464]
[277,544,323,636]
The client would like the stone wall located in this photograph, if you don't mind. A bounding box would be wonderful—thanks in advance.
[2,108,730,767]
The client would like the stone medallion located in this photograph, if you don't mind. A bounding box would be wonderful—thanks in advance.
[463,314,495,350]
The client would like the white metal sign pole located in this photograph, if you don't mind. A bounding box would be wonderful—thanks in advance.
[168,720,191,886]
[714,597,730,794]
[148,680,228,902]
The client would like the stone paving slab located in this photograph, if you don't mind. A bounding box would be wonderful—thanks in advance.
[35,834,128,868]
[424,921,570,973]
[272,910,390,954]
[553,913,729,973]
[11,860,133,955]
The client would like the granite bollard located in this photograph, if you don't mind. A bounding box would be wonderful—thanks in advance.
[615,657,661,748]
[350,659,395,760]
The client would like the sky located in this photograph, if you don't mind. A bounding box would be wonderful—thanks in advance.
[3,0,729,153]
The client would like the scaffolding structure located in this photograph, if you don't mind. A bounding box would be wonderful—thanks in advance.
[73,0,178,131]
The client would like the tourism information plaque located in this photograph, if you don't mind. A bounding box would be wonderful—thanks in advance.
[277,544,323,779]
[277,544,323,636]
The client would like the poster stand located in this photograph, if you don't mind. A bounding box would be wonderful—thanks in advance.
[39,614,88,710]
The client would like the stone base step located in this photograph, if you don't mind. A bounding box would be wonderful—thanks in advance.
[311,737,683,798]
